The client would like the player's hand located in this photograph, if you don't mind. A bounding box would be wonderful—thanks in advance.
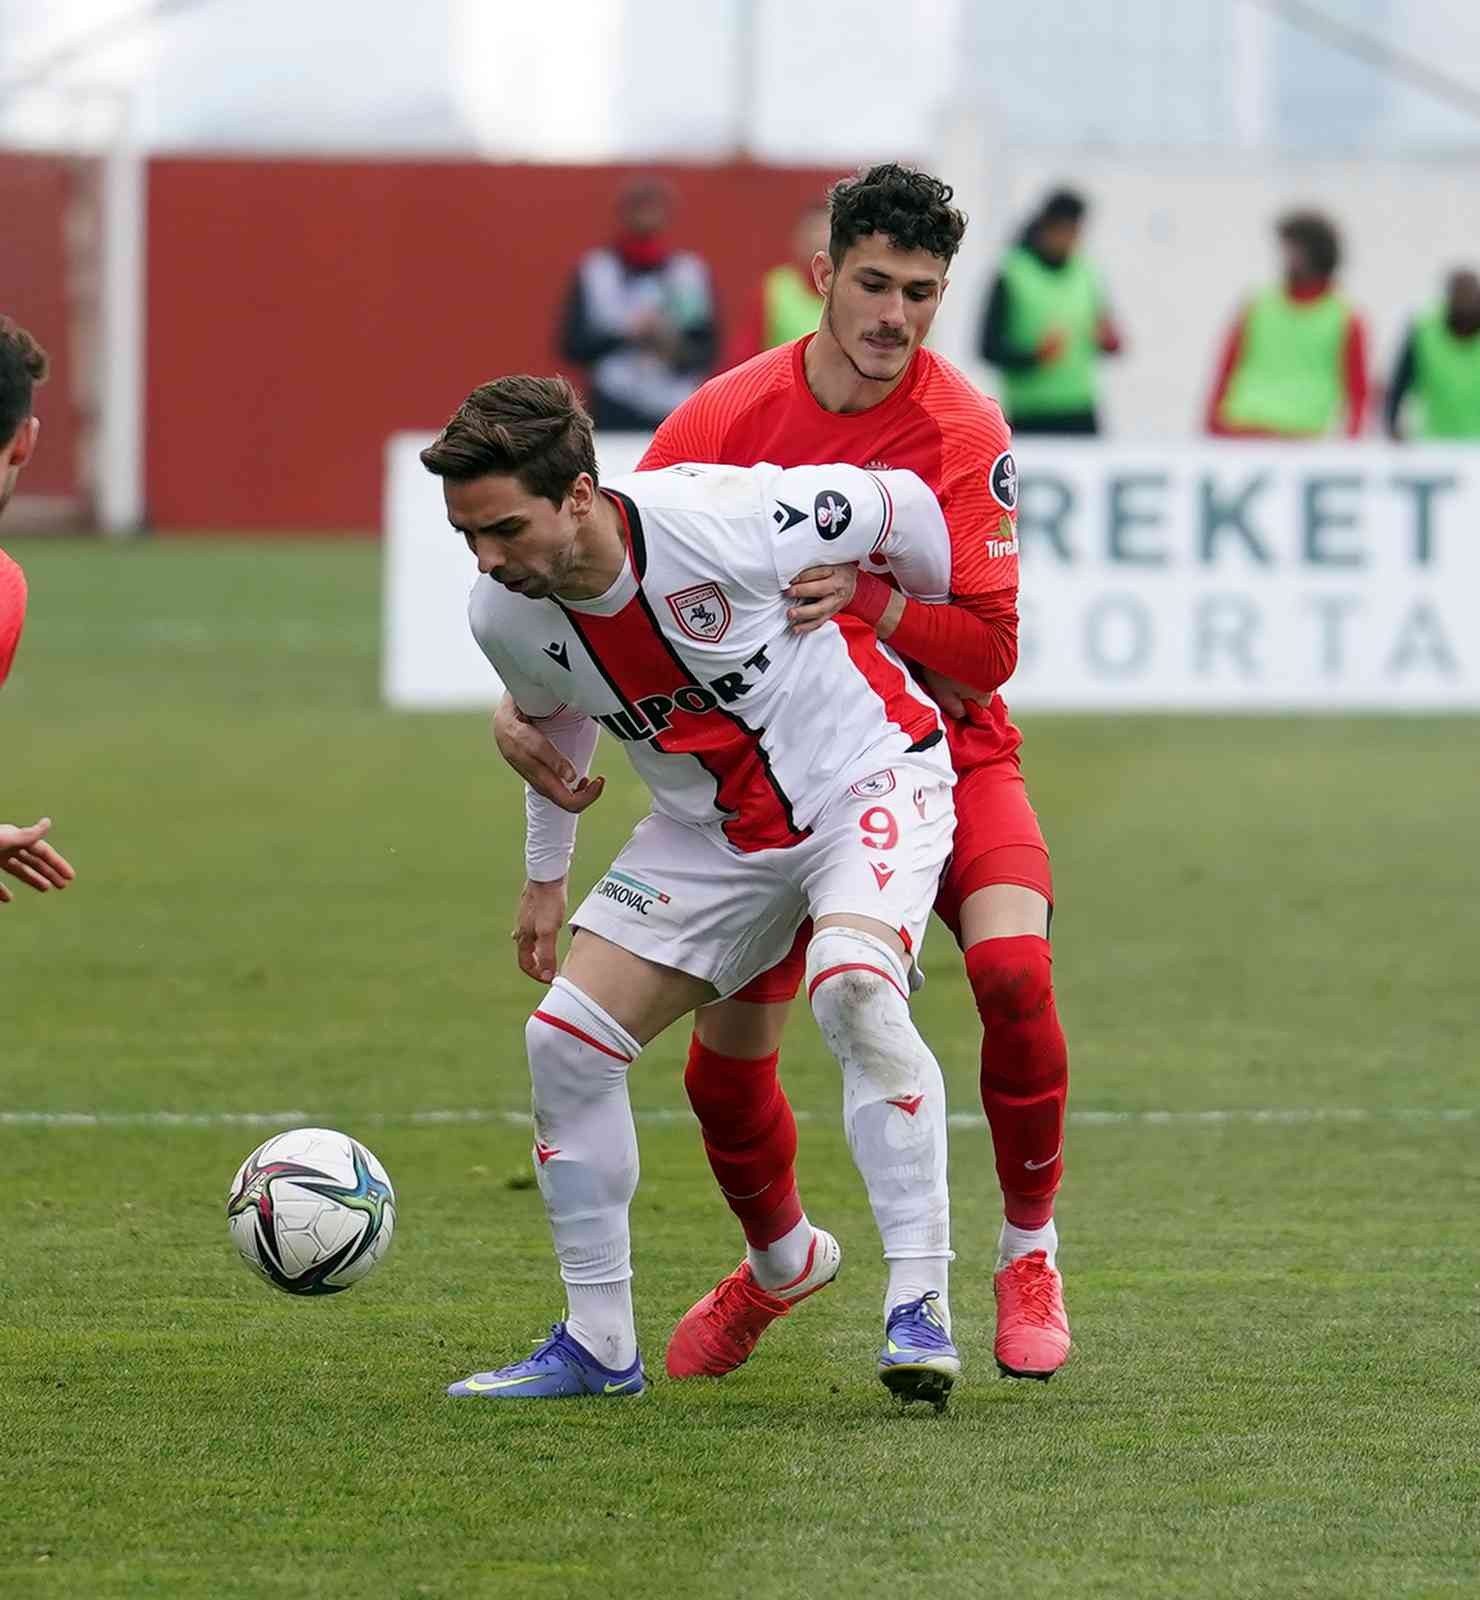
[493,694,606,815]
[786,563,857,633]
[513,877,567,984]
[0,817,76,904]
[916,667,991,722]
[1037,327,1068,363]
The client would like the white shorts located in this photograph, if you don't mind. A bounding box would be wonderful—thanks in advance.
[570,757,955,999]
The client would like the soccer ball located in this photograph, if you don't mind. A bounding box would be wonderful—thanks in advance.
[226,1127,396,1295]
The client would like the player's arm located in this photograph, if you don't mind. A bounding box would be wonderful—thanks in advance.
[469,595,601,983]
[1385,326,1417,440]
[782,443,1018,701]
[767,464,952,598]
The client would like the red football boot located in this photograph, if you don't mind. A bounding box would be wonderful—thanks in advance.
[666,1228,841,1379]
[993,1249,1071,1379]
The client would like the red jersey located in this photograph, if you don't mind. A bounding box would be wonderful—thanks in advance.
[640,336,1022,768]
[0,548,26,688]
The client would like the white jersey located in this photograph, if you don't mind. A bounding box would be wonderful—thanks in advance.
[468,461,954,856]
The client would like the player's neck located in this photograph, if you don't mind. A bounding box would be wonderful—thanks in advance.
[804,323,913,415]
[555,489,628,601]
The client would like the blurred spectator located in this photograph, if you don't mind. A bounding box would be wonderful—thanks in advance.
[1207,211,1367,438]
[724,201,828,368]
[1385,269,1480,441]
[558,175,718,431]
[977,188,1123,436]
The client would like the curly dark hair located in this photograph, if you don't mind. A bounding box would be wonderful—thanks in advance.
[420,375,597,506]
[827,163,967,268]
[1278,210,1341,280]
[0,316,49,446]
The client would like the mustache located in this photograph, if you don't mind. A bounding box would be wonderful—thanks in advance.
[864,328,907,346]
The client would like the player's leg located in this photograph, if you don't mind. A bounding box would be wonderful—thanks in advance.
[687,939,818,1286]
[936,761,1072,1379]
[449,929,714,1400]
[452,813,804,1401]
[799,764,959,1410]
[667,947,842,1381]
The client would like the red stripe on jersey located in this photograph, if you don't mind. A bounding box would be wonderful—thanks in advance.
[531,1010,633,1063]
[564,493,809,855]
[806,962,909,1004]
[837,617,938,748]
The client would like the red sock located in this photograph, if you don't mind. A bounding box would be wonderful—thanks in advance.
[683,1035,803,1249]
[966,934,1068,1230]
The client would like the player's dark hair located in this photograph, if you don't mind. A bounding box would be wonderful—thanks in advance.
[0,317,50,446]
[1278,211,1341,279]
[827,163,967,269]
[420,375,598,506]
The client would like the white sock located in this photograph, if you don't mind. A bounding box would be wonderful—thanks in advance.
[566,1279,638,1370]
[805,926,952,1277]
[998,1217,1059,1270]
[525,977,642,1365]
[885,1259,952,1333]
[747,1214,815,1294]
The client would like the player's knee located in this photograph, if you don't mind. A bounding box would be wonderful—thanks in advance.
[682,1034,781,1138]
[965,934,1054,1028]
[805,927,917,1095]
[524,979,635,1113]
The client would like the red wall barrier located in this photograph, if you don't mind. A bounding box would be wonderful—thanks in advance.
[146,159,845,532]
[0,154,84,502]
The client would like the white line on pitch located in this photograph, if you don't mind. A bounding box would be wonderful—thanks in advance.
[0,1106,1472,1131]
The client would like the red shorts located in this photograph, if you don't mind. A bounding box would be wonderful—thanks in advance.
[733,732,1052,1004]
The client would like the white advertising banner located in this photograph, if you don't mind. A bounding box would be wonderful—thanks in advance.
[384,436,1480,713]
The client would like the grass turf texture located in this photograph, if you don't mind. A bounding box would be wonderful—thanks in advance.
[2,536,1477,1599]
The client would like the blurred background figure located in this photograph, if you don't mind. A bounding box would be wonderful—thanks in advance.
[557,174,719,431]
[724,200,829,368]
[1206,211,1368,439]
[976,188,1123,436]
[1385,268,1480,441]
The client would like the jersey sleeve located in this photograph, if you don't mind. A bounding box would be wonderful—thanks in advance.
[523,708,600,882]
[0,550,28,689]
[932,391,1020,597]
[466,583,568,719]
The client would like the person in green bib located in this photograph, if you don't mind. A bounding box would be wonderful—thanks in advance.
[1207,211,1368,439]
[1386,269,1480,441]
[977,189,1123,436]
[724,202,830,368]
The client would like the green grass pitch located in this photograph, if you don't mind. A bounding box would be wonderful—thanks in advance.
[2,537,1476,1598]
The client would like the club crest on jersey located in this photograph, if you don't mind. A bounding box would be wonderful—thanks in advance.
[989,450,1018,511]
[850,770,896,799]
[813,489,853,541]
[665,581,732,643]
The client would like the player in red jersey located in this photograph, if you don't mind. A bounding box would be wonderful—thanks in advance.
[497,165,1070,1380]
[0,316,76,906]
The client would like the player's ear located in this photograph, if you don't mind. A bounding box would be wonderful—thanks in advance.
[811,251,833,297]
[567,471,596,517]
[8,416,39,469]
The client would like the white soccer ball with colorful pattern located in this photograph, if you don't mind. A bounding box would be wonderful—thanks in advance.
[227,1127,396,1295]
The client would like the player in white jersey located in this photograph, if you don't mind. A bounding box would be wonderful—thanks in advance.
[425,377,971,1410]
[422,380,966,1408]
